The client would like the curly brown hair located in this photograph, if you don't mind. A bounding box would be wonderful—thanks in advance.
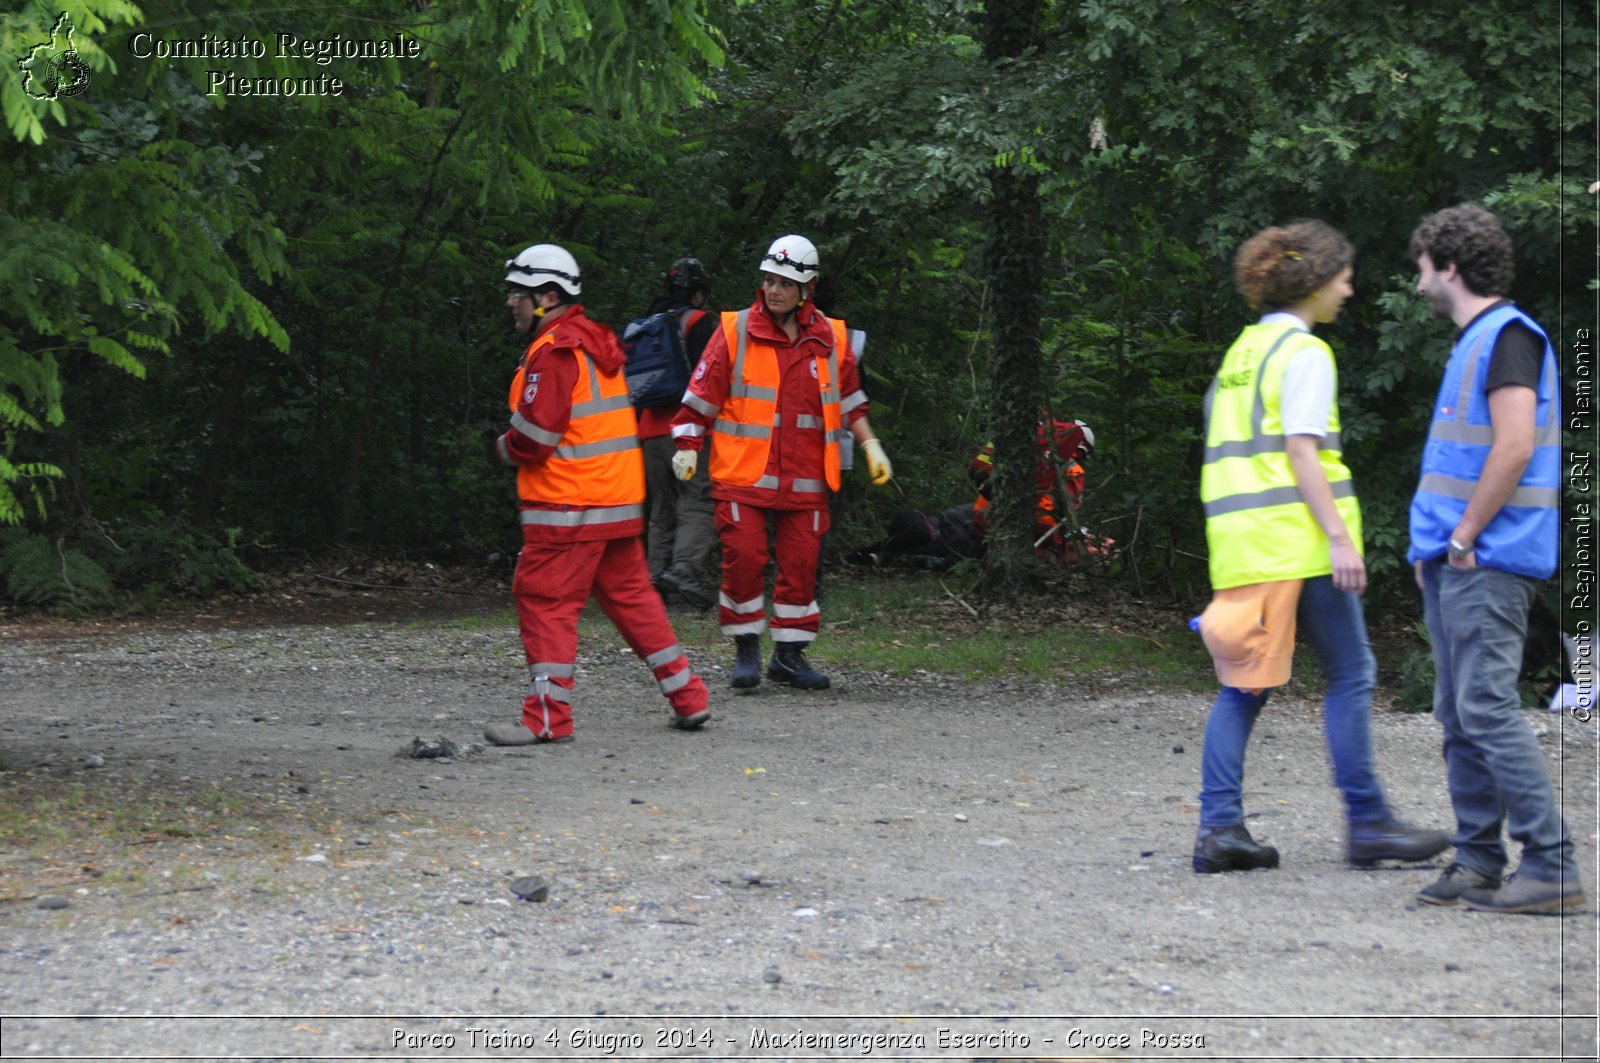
[1408,203,1514,297]
[1233,220,1354,311]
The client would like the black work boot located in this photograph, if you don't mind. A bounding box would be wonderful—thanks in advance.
[659,565,713,610]
[1193,824,1280,874]
[1347,817,1450,867]
[730,634,762,689]
[767,642,830,690]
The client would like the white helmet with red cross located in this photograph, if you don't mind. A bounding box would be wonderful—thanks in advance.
[760,235,819,284]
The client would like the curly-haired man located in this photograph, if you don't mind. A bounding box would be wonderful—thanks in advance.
[1407,204,1582,914]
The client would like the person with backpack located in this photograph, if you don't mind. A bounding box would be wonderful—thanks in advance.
[484,243,711,745]
[670,235,893,691]
[625,258,718,609]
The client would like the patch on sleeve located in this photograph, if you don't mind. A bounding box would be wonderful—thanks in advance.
[522,372,541,405]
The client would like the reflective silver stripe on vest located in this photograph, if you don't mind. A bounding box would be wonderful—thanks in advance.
[1206,430,1344,462]
[571,394,631,418]
[752,474,780,489]
[831,428,852,444]
[584,355,602,403]
[645,645,683,669]
[713,419,771,440]
[1417,472,1560,509]
[1202,327,1314,463]
[791,478,827,493]
[732,308,749,379]
[683,391,720,418]
[511,412,562,446]
[793,414,824,430]
[1203,478,1356,518]
[728,309,781,400]
[1429,419,1562,447]
[520,504,644,527]
[658,669,692,694]
[555,435,637,460]
[530,662,576,679]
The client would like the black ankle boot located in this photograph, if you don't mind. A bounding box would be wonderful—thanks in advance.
[1193,824,1280,874]
[767,643,830,690]
[731,634,762,689]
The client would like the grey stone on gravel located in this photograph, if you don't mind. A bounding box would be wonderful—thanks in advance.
[509,875,550,902]
[398,735,482,759]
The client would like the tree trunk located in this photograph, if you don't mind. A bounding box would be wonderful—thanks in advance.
[978,0,1047,596]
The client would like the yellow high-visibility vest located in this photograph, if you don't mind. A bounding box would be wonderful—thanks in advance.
[1200,322,1361,589]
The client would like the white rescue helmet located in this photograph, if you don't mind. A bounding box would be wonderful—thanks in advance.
[1075,420,1095,457]
[505,243,582,296]
[760,235,819,285]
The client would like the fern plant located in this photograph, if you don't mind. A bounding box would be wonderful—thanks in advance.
[0,527,113,607]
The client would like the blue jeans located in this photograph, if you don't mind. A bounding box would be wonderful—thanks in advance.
[1420,560,1576,883]
[1199,575,1389,829]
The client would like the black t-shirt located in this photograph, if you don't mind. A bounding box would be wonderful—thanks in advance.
[1463,299,1545,392]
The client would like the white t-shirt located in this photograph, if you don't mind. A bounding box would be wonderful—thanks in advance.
[1260,312,1334,438]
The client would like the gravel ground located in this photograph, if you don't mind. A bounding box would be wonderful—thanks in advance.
[0,594,1595,1061]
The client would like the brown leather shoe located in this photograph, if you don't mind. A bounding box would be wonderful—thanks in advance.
[1461,873,1585,914]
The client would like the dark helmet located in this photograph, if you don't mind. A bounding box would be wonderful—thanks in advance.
[665,257,712,295]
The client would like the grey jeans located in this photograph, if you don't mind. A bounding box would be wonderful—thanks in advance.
[1420,560,1577,883]
[641,434,716,580]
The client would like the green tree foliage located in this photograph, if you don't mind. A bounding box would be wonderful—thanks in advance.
[0,0,1591,618]
[2,0,722,595]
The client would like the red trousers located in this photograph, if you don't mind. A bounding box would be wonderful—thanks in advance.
[513,532,708,739]
[715,500,827,643]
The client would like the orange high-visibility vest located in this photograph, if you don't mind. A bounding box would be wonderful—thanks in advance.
[709,309,843,492]
[507,330,644,514]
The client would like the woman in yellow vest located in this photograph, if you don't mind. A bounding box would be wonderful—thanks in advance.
[1193,221,1447,874]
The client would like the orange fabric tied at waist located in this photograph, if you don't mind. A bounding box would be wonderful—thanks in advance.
[1198,579,1303,695]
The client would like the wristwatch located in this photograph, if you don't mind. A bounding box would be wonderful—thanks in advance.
[1447,537,1474,561]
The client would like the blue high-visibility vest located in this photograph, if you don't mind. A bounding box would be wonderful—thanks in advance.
[1407,304,1560,579]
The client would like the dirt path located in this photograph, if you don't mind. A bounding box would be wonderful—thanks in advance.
[0,599,1594,1060]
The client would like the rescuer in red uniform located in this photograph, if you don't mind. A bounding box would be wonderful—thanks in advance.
[484,243,710,745]
[670,235,892,691]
